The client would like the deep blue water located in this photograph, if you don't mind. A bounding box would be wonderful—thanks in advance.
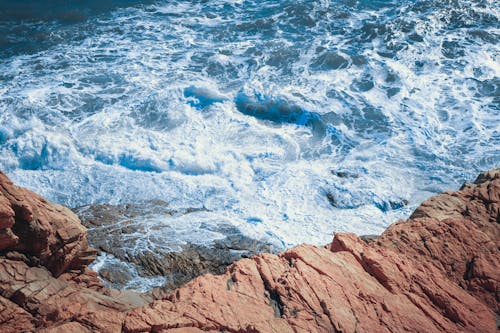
[0,0,498,249]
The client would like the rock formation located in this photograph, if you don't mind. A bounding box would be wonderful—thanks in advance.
[0,172,150,332]
[0,169,498,332]
[0,172,95,276]
[76,203,275,292]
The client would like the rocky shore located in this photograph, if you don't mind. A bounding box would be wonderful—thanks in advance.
[0,169,498,332]
[75,203,275,293]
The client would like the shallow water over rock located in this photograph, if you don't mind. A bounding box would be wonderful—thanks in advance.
[76,202,275,292]
[0,0,498,255]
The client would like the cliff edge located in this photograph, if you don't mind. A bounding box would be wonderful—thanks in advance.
[0,169,498,332]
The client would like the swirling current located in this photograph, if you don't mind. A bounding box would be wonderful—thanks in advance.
[0,0,498,278]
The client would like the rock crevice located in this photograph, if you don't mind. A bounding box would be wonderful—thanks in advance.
[0,169,498,332]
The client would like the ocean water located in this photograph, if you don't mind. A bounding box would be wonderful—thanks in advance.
[0,0,499,250]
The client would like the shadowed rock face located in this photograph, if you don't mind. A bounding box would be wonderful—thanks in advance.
[0,171,96,276]
[0,169,499,332]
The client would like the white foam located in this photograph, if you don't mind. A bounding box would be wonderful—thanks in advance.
[89,252,167,292]
[0,0,498,252]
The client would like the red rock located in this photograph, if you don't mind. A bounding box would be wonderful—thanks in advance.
[0,228,18,250]
[0,171,97,276]
[0,257,137,332]
[0,172,147,332]
[378,169,500,310]
[0,169,498,332]
[39,322,92,333]
[0,295,35,333]
[123,169,499,333]
[0,194,14,229]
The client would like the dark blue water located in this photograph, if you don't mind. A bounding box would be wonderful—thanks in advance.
[0,0,498,250]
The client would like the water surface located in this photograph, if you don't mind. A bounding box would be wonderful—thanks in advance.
[0,0,498,250]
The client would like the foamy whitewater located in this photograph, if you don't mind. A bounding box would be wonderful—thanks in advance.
[0,0,498,273]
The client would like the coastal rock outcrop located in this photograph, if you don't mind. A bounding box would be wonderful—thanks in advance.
[0,169,498,332]
[0,172,149,332]
[0,172,96,276]
[76,203,275,292]
[124,169,499,333]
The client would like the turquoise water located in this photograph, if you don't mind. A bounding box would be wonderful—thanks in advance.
[0,0,498,249]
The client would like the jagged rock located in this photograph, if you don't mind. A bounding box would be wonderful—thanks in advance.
[76,203,275,292]
[0,172,148,332]
[0,172,97,276]
[0,169,498,332]
[0,194,15,229]
[0,295,35,333]
[123,169,499,333]
[39,322,92,333]
[0,252,151,332]
[381,169,500,310]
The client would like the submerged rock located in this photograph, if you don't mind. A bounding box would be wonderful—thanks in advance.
[75,202,274,292]
[124,169,499,333]
[0,169,498,332]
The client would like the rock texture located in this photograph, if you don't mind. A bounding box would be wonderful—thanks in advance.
[0,169,498,332]
[0,172,96,276]
[0,172,149,332]
[76,203,275,292]
[124,169,499,333]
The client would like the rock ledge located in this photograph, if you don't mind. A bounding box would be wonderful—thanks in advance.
[0,169,498,332]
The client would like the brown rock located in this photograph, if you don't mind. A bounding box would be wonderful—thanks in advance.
[0,172,148,332]
[0,295,35,333]
[380,169,500,310]
[0,228,18,250]
[39,322,92,333]
[59,267,105,290]
[0,169,498,333]
[123,169,499,333]
[0,171,97,276]
[0,193,15,229]
[0,257,139,332]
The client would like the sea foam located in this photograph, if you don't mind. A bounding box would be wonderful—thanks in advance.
[0,0,498,251]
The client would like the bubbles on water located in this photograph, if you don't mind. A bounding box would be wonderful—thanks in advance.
[0,0,498,249]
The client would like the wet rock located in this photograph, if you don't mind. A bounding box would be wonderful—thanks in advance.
[359,234,378,243]
[124,169,499,333]
[76,203,274,292]
[99,264,135,287]
[0,169,498,332]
